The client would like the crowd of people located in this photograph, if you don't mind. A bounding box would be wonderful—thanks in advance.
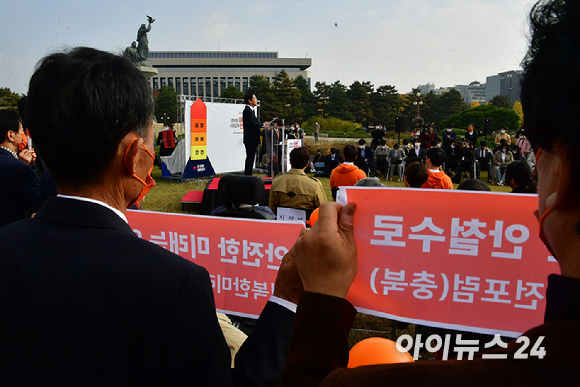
[0,0,576,385]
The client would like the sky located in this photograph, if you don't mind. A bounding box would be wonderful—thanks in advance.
[0,0,535,95]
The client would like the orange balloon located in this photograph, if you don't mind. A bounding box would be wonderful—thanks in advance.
[307,208,319,227]
[348,337,414,368]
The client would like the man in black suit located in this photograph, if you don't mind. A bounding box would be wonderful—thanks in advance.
[0,47,300,386]
[474,140,493,181]
[0,108,41,227]
[407,138,426,164]
[356,139,374,176]
[243,92,268,175]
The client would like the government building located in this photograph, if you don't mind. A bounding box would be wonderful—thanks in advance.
[148,51,312,99]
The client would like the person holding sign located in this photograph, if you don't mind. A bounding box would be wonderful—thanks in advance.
[281,1,580,384]
[156,122,176,156]
[0,47,302,386]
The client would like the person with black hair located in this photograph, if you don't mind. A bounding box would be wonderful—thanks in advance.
[0,47,301,386]
[407,137,425,164]
[389,143,406,181]
[494,125,511,147]
[242,92,269,175]
[357,139,374,176]
[210,175,276,218]
[465,124,479,146]
[457,139,476,180]
[313,121,320,142]
[315,147,344,177]
[492,142,515,185]
[0,108,41,226]
[474,140,493,182]
[456,178,491,191]
[156,121,176,156]
[401,138,412,157]
[403,161,429,188]
[505,161,537,194]
[441,123,457,151]
[370,126,384,149]
[330,145,366,197]
[516,133,532,159]
[281,1,580,385]
[269,147,327,214]
[420,124,437,149]
[421,147,453,189]
[493,138,508,154]
[373,139,390,177]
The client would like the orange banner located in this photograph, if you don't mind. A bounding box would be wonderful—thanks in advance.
[126,210,304,318]
[128,187,558,336]
[339,187,559,337]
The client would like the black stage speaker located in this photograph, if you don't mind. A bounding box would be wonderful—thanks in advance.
[395,116,409,133]
[483,117,493,134]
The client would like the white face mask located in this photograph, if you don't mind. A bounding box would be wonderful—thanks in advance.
[415,143,420,148]
[359,145,365,149]
[500,130,506,134]
[451,145,455,149]
[502,149,507,153]
[447,129,452,132]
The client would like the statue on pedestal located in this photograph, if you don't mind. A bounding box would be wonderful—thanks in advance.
[125,15,155,67]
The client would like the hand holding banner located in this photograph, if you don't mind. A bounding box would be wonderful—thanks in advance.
[128,187,558,336]
[339,187,559,337]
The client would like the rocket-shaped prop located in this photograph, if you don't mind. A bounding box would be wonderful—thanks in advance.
[190,99,208,161]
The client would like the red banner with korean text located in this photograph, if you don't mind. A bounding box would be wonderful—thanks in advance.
[338,187,559,337]
[126,210,304,318]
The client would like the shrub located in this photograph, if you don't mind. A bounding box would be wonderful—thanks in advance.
[303,116,361,133]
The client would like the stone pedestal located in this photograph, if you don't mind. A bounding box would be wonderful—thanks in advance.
[138,66,158,79]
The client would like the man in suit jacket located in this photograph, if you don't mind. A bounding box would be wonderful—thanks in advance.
[243,92,267,175]
[474,140,493,181]
[407,138,426,164]
[356,139,374,176]
[280,1,580,385]
[0,108,41,227]
[0,47,300,386]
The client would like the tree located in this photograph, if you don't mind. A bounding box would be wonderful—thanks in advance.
[154,86,178,123]
[512,101,524,127]
[327,81,354,121]
[441,104,520,133]
[422,89,467,128]
[248,75,274,121]
[294,75,316,120]
[370,85,405,129]
[313,81,332,118]
[0,88,21,110]
[417,91,438,127]
[471,100,480,108]
[488,95,511,109]
[347,81,373,127]
[270,70,304,124]
[402,89,467,129]
[438,89,469,121]
[220,85,244,100]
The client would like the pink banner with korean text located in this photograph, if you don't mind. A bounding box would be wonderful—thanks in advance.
[338,187,559,337]
[126,210,304,318]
